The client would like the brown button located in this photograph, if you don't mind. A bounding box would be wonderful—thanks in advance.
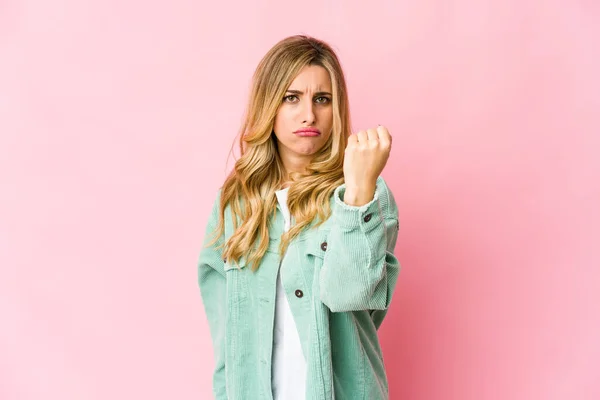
[320,242,327,251]
[295,289,304,298]
[363,213,372,222]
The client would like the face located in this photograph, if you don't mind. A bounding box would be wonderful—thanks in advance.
[272,64,334,170]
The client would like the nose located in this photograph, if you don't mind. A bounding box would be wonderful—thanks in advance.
[301,98,316,125]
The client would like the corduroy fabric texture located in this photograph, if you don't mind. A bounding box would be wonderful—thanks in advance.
[198,176,401,400]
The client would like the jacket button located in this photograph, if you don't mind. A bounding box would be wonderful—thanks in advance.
[320,242,327,251]
[363,213,372,222]
[295,289,304,298]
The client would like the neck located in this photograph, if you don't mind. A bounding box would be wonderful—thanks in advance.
[276,140,317,190]
[279,151,311,180]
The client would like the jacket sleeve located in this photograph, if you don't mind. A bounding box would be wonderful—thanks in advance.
[319,176,401,313]
[197,190,228,399]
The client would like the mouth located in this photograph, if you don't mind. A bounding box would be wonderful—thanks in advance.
[294,128,321,137]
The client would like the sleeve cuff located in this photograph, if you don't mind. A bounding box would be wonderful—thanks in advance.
[332,183,382,231]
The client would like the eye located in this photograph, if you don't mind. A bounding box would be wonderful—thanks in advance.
[315,96,331,104]
[284,95,298,103]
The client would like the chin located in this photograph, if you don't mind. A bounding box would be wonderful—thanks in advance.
[294,146,322,156]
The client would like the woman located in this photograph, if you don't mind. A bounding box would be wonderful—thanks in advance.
[198,35,401,400]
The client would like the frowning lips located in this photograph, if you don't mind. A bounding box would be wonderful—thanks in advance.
[293,128,321,136]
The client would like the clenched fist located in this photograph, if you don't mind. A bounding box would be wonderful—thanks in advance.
[342,125,392,207]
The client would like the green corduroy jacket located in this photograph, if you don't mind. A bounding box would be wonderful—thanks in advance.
[198,176,401,400]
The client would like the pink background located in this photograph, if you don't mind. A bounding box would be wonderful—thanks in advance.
[1,0,599,399]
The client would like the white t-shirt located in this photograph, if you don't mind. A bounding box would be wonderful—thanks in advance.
[272,187,306,399]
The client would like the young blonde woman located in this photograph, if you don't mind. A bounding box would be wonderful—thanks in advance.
[198,35,401,400]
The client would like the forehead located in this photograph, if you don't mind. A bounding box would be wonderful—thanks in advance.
[288,64,332,90]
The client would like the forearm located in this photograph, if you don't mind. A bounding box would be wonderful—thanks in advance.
[319,178,401,312]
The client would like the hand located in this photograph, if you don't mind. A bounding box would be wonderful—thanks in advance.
[342,125,392,206]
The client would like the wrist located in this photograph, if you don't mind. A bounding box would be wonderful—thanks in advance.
[343,183,376,206]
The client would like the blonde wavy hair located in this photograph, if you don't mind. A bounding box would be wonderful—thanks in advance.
[208,35,351,271]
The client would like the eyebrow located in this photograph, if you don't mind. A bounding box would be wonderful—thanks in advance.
[286,89,332,96]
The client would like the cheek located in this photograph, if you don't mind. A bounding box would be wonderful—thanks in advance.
[273,111,295,143]
[274,108,292,130]
[319,107,333,122]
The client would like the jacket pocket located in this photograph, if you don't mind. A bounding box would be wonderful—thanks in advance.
[223,258,247,271]
[304,226,331,260]
[224,236,281,271]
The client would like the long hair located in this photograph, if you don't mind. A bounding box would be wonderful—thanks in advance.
[208,35,351,271]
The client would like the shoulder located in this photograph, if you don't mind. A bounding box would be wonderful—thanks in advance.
[207,188,223,217]
[206,187,241,238]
